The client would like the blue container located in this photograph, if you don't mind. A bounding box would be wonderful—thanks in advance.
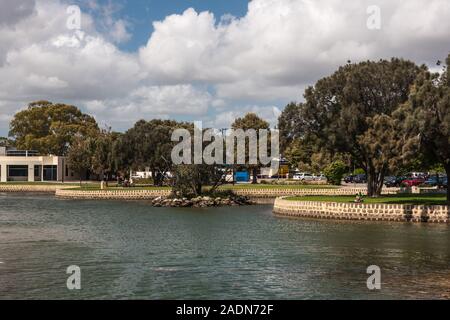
[235,171,249,182]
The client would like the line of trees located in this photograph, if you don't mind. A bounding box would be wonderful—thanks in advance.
[4,105,275,195]
[4,54,449,201]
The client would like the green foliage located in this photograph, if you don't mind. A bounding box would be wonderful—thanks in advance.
[90,129,121,180]
[0,137,14,148]
[323,161,347,185]
[353,168,365,175]
[276,102,303,152]
[231,113,271,184]
[9,101,99,155]
[66,136,93,185]
[171,164,225,198]
[280,59,423,196]
[115,119,191,185]
[400,53,450,202]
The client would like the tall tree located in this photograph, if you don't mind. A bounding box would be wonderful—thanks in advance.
[0,137,14,148]
[290,59,423,196]
[231,113,270,184]
[66,136,93,186]
[117,119,191,185]
[9,101,99,155]
[91,129,121,182]
[401,54,450,202]
[278,102,305,152]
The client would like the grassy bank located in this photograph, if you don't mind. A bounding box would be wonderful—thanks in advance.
[285,194,448,205]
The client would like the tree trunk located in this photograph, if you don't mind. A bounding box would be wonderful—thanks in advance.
[252,167,258,184]
[375,170,386,197]
[196,183,202,196]
[445,164,450,204]
[367,167,374,197]
[367,166,385,197]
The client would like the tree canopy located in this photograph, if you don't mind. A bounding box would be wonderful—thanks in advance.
[231,113,270,183]
[9,101,99,156]
[280,58,424,196]
[115,119,191,185]
[400,54,450,202]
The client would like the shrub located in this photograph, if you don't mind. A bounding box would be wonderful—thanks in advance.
[353,168,365,175]
[323,161,347,185]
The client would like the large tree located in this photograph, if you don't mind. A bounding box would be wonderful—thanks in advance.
[91,129,121,182]
[117,119,190,185]
[278,102,306,152]
[288,59,424,196]
[9,101,99,155]
[231,113,270,184]
[0,137,14,148]
[67,136,93,186]
[401,54,450,202]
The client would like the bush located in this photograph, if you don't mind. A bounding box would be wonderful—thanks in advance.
[133,178,154,185]
[353,168,365,175]
[323,161,347,185]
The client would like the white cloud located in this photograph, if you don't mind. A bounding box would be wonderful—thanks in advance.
[83,84,211,130]
[139,0,450,102]
[1,0,450,135]
[210,105,282,129]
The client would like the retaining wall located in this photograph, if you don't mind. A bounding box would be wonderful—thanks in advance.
[0,184,73,193]
[230,187,399,198]
[273,197,449,223]
[55,188,171,200]
[54,187,399,200]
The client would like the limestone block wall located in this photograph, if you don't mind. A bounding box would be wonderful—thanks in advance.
[55,188,171,200]
[0,184,73,193]
[273,197,449,223]
[54,187,401,200]
[230,187,400,198]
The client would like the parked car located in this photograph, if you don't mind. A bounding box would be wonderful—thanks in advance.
[315,174,327,181]
[384,176,406,188]
[424,176,442,187]
[353,174,367,183]
[344,175,355,183]
[443,177,448,188]
[292,172,315,181]
[401,177,425,187]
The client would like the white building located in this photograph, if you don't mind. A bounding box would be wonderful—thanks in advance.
[0,147,78,182]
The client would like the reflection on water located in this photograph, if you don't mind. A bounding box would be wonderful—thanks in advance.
[0,193,449,299]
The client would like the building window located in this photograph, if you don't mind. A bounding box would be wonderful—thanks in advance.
[43,165,57,181]
[34,165,42,181]
[7,165,28,181]
[65,165,69,177]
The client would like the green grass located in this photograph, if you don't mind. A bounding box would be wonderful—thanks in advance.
[285,194,448,205]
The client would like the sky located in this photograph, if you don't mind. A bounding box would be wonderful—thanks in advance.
[0,0,450,136]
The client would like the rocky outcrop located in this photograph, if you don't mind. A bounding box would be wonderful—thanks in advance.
[151,195,252,208]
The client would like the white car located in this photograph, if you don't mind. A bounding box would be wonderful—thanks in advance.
[293,173,315,181]
[314,174,327,181]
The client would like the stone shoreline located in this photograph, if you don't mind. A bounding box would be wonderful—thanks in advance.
[273,197,450,223]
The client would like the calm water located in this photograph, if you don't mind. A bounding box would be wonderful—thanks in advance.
[0,193,450,300]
